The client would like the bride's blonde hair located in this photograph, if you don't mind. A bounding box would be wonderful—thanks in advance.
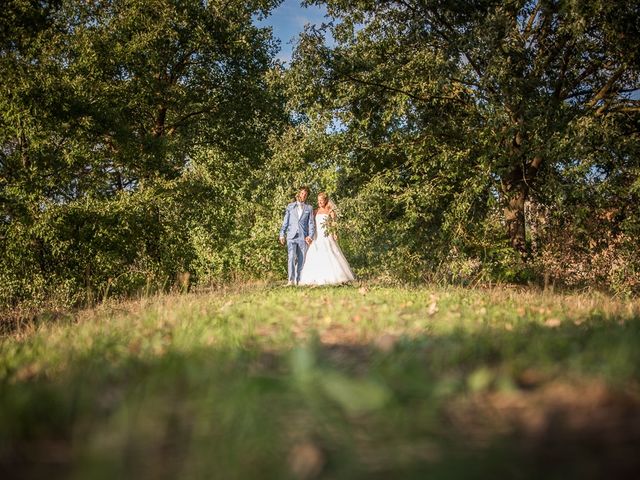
[318,192,337,213]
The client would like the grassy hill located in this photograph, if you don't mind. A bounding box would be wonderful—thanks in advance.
[1,283,639,479]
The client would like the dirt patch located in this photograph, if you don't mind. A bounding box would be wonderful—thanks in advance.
[444,381,640,477]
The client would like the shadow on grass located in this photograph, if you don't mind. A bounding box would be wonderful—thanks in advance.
[2,314,640,480]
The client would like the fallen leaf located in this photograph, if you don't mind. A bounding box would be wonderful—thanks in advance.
[544,318,561,328]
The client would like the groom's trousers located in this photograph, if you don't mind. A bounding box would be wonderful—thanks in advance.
[287,236,307,283]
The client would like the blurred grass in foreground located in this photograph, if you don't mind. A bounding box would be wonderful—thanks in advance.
[1,284,639,479]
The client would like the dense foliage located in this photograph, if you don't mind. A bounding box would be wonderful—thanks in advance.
[284,0,640,291]
[1,0,287,312]
[1,0,639,316]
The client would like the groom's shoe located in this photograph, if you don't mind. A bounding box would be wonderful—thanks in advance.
[286,281,295,286]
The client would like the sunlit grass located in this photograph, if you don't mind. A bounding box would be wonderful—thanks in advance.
[1,283,639,478]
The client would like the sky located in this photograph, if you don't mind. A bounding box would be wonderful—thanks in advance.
[254,0,329,65]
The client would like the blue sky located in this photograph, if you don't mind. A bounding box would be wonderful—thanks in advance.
[255,0,329,65]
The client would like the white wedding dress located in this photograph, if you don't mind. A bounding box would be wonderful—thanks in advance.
[299,213,355,285]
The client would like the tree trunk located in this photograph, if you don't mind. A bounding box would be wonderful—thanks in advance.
[152,105,167,137]
[18,116,30,170]
[503,180,528,255]
[502,155,543,258]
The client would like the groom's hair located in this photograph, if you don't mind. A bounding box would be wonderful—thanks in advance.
[295,186,310,201]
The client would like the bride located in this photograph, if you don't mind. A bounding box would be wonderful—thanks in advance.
[299,192,355,286]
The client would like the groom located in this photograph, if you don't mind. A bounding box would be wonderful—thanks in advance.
[279,186,315,285]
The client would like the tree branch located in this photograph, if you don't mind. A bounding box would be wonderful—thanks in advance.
[336,71,467,106]
[166,108,215,135]
[587,64,627,108]
[522,0,542,39]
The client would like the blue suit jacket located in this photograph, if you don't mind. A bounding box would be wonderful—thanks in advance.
[280,202,316,240]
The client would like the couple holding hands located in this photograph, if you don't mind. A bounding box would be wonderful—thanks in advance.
[279,186,355,286]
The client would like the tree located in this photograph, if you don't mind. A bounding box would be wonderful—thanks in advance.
[1,0,286,309]
[289,0,640,257]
